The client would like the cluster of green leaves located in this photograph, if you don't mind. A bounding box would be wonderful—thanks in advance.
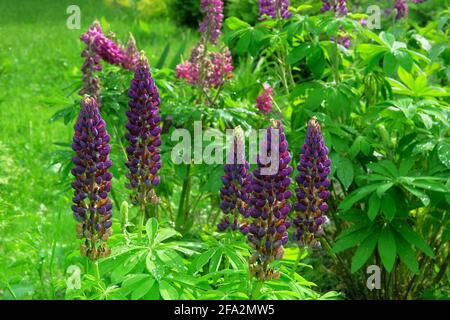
[66,215,338,300]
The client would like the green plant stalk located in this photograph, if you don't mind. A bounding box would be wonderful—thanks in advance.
[291,247,304,277]
[176,164,191,233]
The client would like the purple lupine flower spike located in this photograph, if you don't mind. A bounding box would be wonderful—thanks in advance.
[71,95,113,260]
[199,0,224,45]
[247,120,293,280]
[258,0,291,20]
[125,52,162,207]
[256,83,273,114]
[80,21,127,67]
[293,117,331,249]
[218,127,252,232]
[394,0,409,20]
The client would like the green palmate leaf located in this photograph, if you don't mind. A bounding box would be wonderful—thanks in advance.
[287,43,309,65]
[394,232,419,274]
[146,218,159,245]
[381,193,396,221]
[121,274,152,296]
[401,178,448,193]
[379,32,395,48]
[402,185,430,206]
[367,192,380,221]
[337,158,354,190]
[225,17,250,30]
[394,223,434,258]
[332,225,373,253]
[195,249,215,273]
[209,248,223,273]
[351,227,380,273]
[398,158,415,176]
[394,50,413,72]
[223,247,246,270]
[339,183,386,211]
[376,182,394,197]
[437,141,450,168]
[154,228,178,244]
[379,160,398,178]
[383,52,397,76]
[131,276,155,300]
[378,226,397,272]
[306,44,325,79]
[112,252,144,282]
[159,280,179,300]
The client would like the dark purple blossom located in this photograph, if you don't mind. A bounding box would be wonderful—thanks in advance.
[71,95,113,260]
[293,117,331,249]
[246,120,293,280]
[199,0,224,45]
[218,127,252,232]
[258,0,291,20]
[125,53,162,207]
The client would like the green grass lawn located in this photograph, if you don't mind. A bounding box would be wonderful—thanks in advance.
[0,0,196,299]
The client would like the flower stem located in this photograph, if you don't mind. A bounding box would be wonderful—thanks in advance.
[250,280,264,300]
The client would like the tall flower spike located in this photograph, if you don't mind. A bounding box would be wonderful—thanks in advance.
[218,127,252,232]
[256,83,273,114]
[293,117,331,249]
[258,0,291,20]
[125,52,162,208]
[245,120,293,280]
[71,96,113,260]
[199,0,224,45]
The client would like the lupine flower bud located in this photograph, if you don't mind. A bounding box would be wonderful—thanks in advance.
[256,83,273,114]
[199,0,224,45]
[293,117,331,249]
[79,40,102,99]
[125,52,162,207]
[394,0,409,20]
[71,96,113,260]
[246,120,292,280]
[218,127,252,232]
[122,33,139,70]
[258,0,291,20]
